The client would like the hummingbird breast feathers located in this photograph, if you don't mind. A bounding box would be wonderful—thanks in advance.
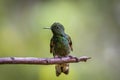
[50,34,73,56]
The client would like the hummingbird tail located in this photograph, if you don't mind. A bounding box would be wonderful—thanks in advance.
[55,63,69,77]
[62,63,69,75]
[55,64,62,77]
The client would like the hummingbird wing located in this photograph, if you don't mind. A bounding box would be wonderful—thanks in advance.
[50,37,54,53]
[67,34,73,51]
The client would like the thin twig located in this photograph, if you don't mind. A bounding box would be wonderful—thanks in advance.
[0,56,91,65]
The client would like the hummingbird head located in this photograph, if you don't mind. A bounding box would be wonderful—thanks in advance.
[44,22,65,35]
[50,22,65,35]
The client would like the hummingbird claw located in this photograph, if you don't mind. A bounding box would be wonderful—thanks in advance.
[68,55,79,62]
[68,55,73,58]
[54,55,62,60]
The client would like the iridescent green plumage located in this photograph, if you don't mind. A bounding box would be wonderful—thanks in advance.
[49,22,73,76]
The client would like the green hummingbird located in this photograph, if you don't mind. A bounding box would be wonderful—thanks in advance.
[44,22,73,76]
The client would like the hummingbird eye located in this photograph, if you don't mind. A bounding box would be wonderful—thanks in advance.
[56,26,59,29]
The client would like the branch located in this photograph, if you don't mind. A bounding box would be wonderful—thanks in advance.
[0,56,91,65]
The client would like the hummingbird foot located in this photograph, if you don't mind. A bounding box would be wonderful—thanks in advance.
[54,55,59,59]
[68,55,73,58]
[54,55,62,59]
[68,55,79,62]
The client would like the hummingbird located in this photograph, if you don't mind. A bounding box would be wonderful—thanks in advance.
[44,22,73,76]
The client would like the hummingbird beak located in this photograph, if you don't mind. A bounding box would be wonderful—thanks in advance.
[43,27,51,29]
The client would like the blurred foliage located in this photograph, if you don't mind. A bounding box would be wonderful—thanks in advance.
[0,0,120,80]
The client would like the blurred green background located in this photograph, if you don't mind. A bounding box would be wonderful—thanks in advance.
[0,0,120,80]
